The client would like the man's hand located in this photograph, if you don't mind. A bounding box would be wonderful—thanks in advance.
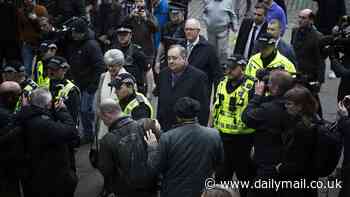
[144,129,158,146]
[54,98,67,110]
[255,81,266,96]
[337,101,349,117]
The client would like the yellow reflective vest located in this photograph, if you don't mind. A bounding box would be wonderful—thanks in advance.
[53,80,78,101]
[16,80,39,111]
[213,76,255,134]
[245,51,296,79]
[124,92,154,119]
[32,60,50,89]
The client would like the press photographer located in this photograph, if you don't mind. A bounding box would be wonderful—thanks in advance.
[327,15,350,101]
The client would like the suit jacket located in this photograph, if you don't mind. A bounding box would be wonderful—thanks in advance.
[184,36,223,88]
[157,65,210,131]
[234,18,267,58]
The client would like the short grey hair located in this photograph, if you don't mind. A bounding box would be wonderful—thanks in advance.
[99,98,122,114]
[169,44,187,59]
[30,88,52,108]
[104,49,125,66]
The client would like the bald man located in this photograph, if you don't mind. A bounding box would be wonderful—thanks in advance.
[0,81,22,197]
[291,9,325,118]
[184,18,223,95]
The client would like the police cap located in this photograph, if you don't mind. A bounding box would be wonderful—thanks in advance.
[258,33,277,46]
[47,56,70,69]
[39,40,57,53]
[2,60,26,73]
[224,55,247,69]
[169,1,186,13]
[108,73,136,89]
[116,24,133,33]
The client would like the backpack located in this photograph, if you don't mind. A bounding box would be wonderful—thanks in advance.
[312,119,342,177]
[110,118,157,189]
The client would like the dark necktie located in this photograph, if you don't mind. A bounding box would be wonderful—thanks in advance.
[248,25,258,58]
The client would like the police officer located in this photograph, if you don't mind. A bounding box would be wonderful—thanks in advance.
[210,55,255,197]
[109,73,153,120]
[111,24,149,94]
[31,40,58,89]
[46,56,80,125]
[158,1,186,69]
[2,60,38,111]
[245,33,296,79]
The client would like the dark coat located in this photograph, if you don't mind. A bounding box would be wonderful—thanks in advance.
[157,65,210,131]
[97,116,158,197]
[242,95,289,176]
[93,3,122,38]
[278,116,318,197]
[123,13,159,60]
[159,123,224,197]
[66,38,105,93]
[338,116,350,197]
[291,27,325,83]
[53,0,86,25]
[16,106,80,197]
[185,36,223,87]
[234,18,267,58]
[331,56,350,101]
[313,0,346,35]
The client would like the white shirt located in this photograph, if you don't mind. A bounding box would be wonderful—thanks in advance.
[243,23,263,59]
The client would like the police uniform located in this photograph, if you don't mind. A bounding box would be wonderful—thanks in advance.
[47,56,81,125]
[109,73,153,120]
[113,26,149,94]
[245,34,296,79]
[212,56,255,197]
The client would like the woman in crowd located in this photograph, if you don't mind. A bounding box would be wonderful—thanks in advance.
[276,85,319,197]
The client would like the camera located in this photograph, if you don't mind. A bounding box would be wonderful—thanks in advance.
[320,15,350,59]
[255,68,271,84]
[343,96,350,109]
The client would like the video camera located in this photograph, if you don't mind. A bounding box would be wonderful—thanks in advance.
[51,16,90,42]
[255,66,285,84]
[320,15,350,59]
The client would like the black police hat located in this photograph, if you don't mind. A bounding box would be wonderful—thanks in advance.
[71,17,89,33]
[47,56,70,69]
[2,60,25,73]
[39,40,57,53]
[169,1,186,13]
[224,55,247,69]
[116,24,133,33]
[108,73,136,89]
[258,33,277,46]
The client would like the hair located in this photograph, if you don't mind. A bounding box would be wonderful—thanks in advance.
[254,2,268,16]
[201,186,237,197]
[284,85,319,117]
[269,19,282,30]
[99,98,122,114]
[185,18,201,29]
[138,118,161,141]
[269,70,294,96]
[169,44,187,59]
[104,49,125,66]
[29,88,52,108]
[174,97,200,119]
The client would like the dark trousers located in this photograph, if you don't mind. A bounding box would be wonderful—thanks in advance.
[216,133,255,197]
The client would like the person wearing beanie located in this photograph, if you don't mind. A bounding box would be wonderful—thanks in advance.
[95,49,130,140]
[144,97,224,197]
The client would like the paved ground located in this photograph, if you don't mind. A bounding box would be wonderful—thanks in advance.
[73,1,345,197]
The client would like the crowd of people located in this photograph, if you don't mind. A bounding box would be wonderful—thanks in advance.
[0,0,349,197]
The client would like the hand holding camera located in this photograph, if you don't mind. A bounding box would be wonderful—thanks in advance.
[337,95,350,117]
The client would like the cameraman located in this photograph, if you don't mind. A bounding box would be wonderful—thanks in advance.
[242,70,294,197]
[329,15,350,102]
[336,95,350,197]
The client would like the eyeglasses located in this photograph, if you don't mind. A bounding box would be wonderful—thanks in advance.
[184,28,200,31]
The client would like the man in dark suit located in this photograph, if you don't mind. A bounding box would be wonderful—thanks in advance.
[158,44,210,131]
[266,19,297,65]
[184,18,223,91]
[234,2,268,59]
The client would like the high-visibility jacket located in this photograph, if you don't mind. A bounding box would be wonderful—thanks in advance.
[245,51,296,79]
[213,76,255,134]
[32,60,50,89]
[124,92,154,119]
[53,79,79,101]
